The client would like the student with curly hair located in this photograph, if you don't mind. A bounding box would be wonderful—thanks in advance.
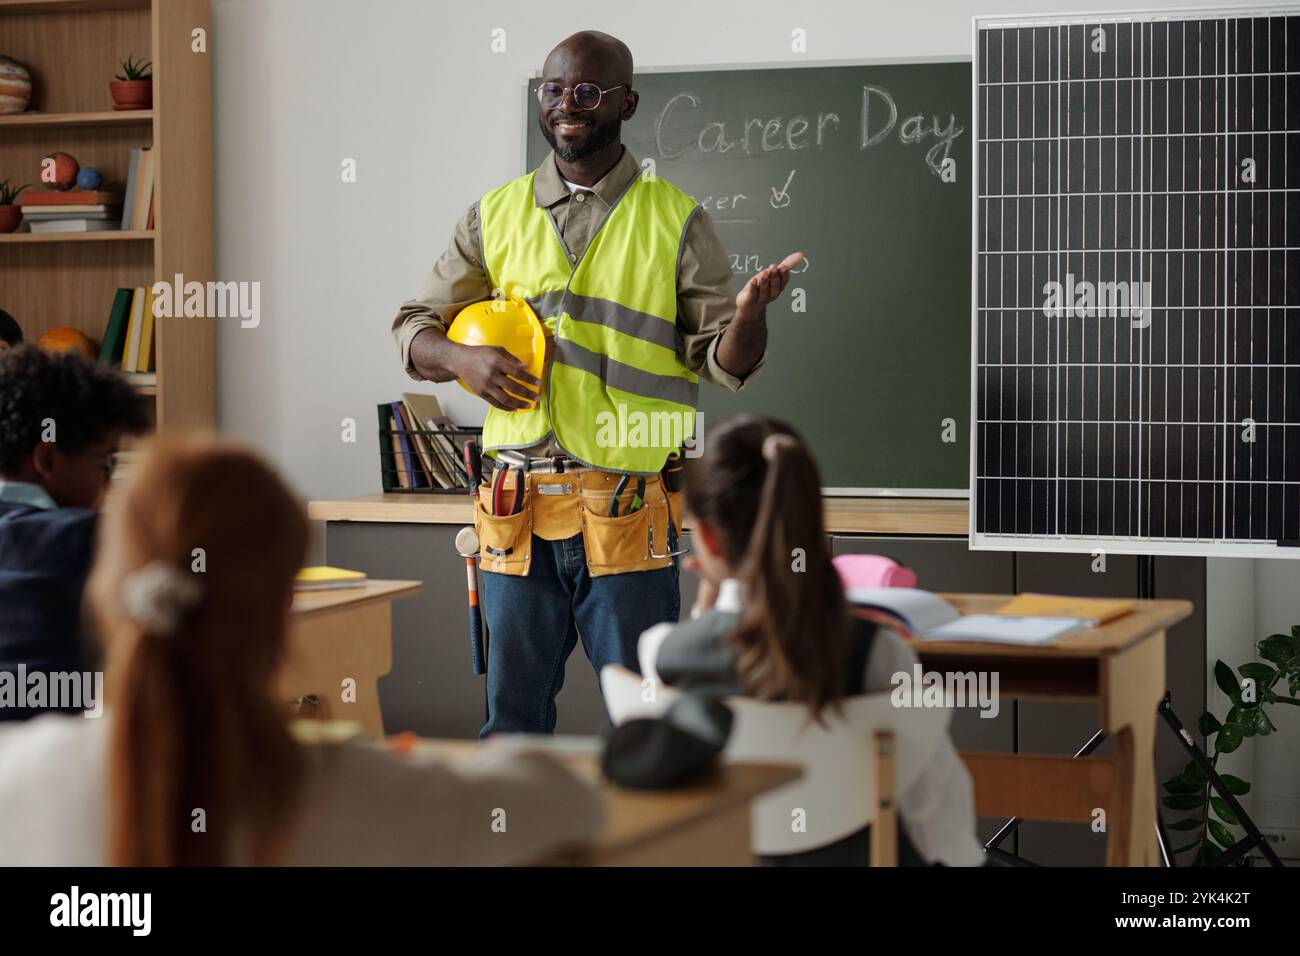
[0,346,149,720]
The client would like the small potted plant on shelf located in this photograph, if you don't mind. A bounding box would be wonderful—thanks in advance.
[0,178,29,233]
[110,55,152,111]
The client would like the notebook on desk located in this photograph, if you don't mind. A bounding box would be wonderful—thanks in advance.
[995,593,1136,626]
[846,588,1096,645]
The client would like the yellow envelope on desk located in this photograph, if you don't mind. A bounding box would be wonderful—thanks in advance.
[995,593,1135,625]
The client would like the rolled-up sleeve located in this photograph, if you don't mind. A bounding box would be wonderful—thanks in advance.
[392,203,494,380]
[675,208,766,392]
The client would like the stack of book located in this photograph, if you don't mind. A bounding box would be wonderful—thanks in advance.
[120,146,156,231]
[98,287,156,385]
[379,393,475,490]
[18,189,123,233]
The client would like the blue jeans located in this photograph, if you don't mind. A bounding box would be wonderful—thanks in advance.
[479,532,680,737]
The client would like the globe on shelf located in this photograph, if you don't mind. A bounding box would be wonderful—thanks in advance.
[41,152,80,191]
[76,167,103,191]
[0,56,32,114]
[37,327,98,363]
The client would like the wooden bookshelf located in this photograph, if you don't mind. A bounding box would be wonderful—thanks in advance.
[0,0,213,430]
[0,229,153,243]
[0,108,151,129]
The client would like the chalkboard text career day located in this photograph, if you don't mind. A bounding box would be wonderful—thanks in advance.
[653,85,965,174]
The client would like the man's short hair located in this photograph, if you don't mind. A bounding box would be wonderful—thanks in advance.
[0,310,21,346]
[0,345,149,474]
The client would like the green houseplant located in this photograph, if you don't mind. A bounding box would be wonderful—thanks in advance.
[1161,626,1300,865]
[110,54,152,111]
[0,177,29,233]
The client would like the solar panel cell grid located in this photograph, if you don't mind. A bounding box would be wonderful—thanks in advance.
[973,11,1300,556]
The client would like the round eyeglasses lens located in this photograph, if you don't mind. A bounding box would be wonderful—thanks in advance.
[539,83,565,108]
[572,83,602,109]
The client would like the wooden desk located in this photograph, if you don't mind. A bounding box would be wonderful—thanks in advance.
[414,739,801,866]
[930,594,1193,866]
[283,580,422,739]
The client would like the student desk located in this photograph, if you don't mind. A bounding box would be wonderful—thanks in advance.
[931,594,1193,867]
[284,580,422,738]
[412,739,800,866]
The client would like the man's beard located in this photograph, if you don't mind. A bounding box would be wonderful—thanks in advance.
[539,114,622,164]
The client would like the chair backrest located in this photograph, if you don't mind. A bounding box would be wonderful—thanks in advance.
[600,665,953,856]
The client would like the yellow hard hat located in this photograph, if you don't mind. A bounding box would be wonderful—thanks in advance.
[445,296,547,409]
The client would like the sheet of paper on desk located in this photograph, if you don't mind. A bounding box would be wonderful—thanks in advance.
[921,614,1091,645]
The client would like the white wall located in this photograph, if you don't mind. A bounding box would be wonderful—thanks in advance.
[1245,560,1300,854]
[210,0,1225,502]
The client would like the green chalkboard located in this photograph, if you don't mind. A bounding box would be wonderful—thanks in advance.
[525,61,971,491]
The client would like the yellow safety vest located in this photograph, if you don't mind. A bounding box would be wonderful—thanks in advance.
[477,169,700,474]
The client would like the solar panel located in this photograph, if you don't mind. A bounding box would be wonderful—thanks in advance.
[971,9,1300,557]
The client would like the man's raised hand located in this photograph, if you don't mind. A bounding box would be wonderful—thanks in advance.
[736,251,806,314]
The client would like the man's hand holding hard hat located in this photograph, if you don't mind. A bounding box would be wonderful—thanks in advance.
[445,297,547,411]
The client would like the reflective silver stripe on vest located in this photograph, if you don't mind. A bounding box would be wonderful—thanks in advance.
[525,291,677,353]
[525,290,567,320]
[554,339,699,408]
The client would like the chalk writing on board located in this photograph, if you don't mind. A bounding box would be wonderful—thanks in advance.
[730,253,810,275]
[861,86,963,175]
[653,87,964,176]
[770,170,796,209]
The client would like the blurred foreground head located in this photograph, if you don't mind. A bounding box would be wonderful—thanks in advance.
[88,433,309,865]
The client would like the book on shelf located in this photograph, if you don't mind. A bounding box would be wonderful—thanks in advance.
[376,404,398,491]
[390,401,427,489]
[386,414,410,489]
[98,289,133,365]
[122,288,146,372]
[402,392,470,485]
[121,146,154,231]
[121,148,140,230]
[122,372,156,387]
[131,148,154,231]
[136,290,155,373]
[394,401,434,488]
[27,219,118,233]
[21,206,120,218]
[20,190,123,207]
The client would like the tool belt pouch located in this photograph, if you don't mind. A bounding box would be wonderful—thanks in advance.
[580,486,673,578]
[474,487,533,577]
[666,489,685,537]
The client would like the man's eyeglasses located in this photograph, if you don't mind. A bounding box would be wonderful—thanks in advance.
[536,82,627,111]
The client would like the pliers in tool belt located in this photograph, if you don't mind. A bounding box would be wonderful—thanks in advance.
[608,475,646,517]
[491,455,527,516]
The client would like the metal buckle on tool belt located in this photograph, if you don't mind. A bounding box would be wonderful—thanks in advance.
[536,483,574,495]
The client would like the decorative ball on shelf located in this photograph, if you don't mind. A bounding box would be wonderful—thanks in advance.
[76,167,103,191]
[37,327,98,362]
[0,55,32,115]
[41,152,80,191]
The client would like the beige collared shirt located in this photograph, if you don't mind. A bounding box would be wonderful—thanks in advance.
[392,147,763,455]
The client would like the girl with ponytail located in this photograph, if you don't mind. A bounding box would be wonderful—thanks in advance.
[0,434,602,866]
[638,415,984,867]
